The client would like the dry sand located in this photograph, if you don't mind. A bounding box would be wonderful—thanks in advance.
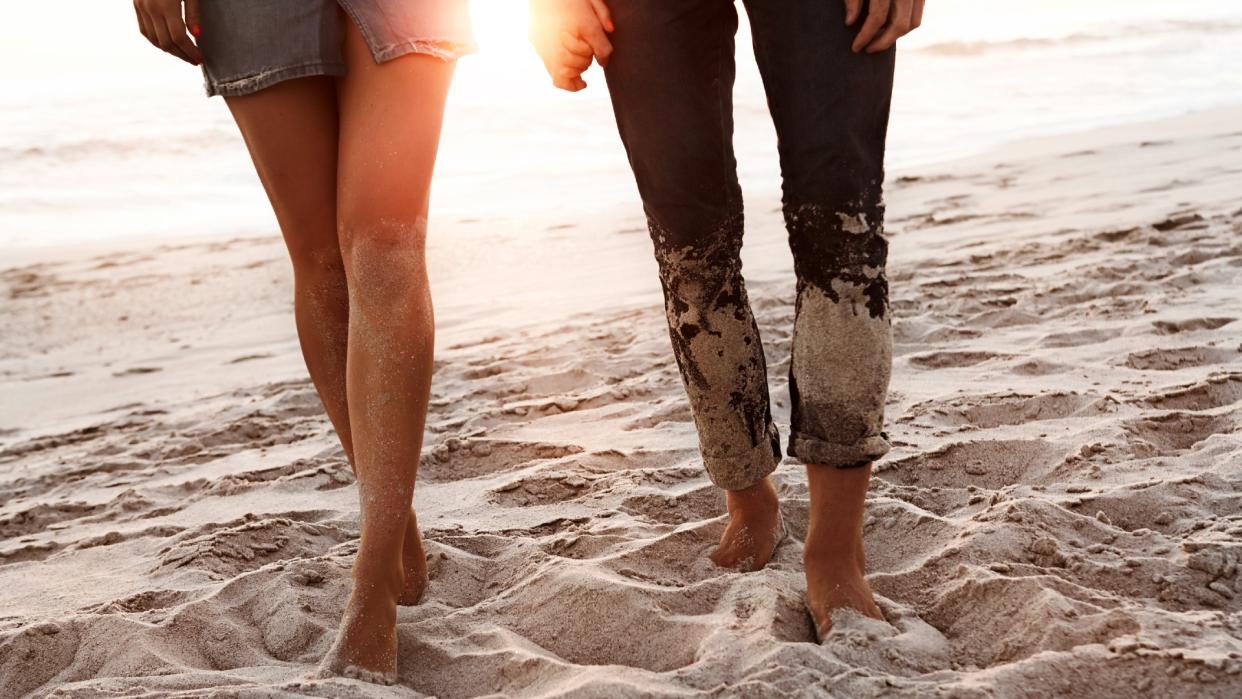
[2,107,1241,697]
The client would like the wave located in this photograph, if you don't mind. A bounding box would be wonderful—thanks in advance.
[915,19,1242,56]
[0,131,239,164]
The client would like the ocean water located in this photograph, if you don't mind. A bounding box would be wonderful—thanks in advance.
[2,0,1241,249]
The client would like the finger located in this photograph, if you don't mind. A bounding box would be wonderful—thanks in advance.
[163,14,202,64]
[866,0,912,53]
[185,0,202,38]
[589,0,614,33]
[553,75,586,92]
[581,24,614,67]
[556,65,587,83]
[135,4,158,47]
[557,47,593,73]
[842,0,863,26]
[852,0,890,53]
[153,18,192,63]
[911,0,925,29]
[148,9,188,61]
[539,53,575,89]
[560,30,593,58]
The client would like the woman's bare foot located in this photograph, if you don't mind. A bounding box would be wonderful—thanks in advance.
[317,555,404,683]
[803,461,884,639]
[398,509,428,606]
[709,476,786,572]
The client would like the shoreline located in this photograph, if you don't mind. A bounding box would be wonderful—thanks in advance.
[3,99,1238,263]
[6,101,1240,263]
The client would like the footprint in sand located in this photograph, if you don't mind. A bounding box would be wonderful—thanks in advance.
[489,470,598,507]
[920,576,1140,667]
[1132,373,1242,411]
[1038,327,1122,349]
[0,620,81,698]
[1121,345,1241,371]
[908,350,1015,370]
[226,352,274,364]
[619,483,721,526]
[419,438,585,482]
[882,439,1064,490]
[0,500,104,539]
[1120,412,1233,454]
[112,366,163,377]
[1151,317,1235,335]
[904,391,1096,429]
[484,566,713,672]
[89,587,196,615]
[156,515,351,579]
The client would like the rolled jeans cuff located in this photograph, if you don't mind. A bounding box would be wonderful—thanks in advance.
[702,423,782,491]
[788,431,891,468]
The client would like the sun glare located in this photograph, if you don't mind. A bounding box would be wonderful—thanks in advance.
[469,0,533,53]
[456,0,602,104]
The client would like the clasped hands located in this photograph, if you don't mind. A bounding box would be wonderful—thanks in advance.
[529,0,926,93]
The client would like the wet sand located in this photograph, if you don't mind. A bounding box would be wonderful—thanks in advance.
[2,107,1241,697]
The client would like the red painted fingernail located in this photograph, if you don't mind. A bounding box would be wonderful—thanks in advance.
[190,24,201,37]
[607,20,615,32]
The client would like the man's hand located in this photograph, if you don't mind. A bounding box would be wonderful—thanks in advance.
[135,0,202,65]
[529,0,614,91]
[845,0,925,54]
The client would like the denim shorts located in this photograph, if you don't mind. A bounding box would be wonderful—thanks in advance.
[198,0,476,97]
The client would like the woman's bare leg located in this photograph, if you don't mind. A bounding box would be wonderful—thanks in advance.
[315,16,455,681]
[224,78,352,452]
[224,79,427,608]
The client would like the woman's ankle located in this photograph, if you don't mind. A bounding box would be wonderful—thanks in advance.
[351,548,407,598]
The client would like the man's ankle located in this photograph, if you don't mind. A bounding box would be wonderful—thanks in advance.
[725,476,778,505]
[802,535,865,565]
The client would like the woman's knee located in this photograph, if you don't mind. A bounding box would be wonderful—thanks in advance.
[286,239,346,282]
[338,217,429,307]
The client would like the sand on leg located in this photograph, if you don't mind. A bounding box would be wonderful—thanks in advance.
[222,78,427,607]
[315,15,456,682]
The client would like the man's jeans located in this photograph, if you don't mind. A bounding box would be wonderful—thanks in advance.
[602,0,896,490]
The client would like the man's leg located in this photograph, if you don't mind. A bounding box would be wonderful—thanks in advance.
[602,0,785,571]
[744,0,896,634]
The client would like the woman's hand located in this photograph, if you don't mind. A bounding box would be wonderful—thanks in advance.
[134,0,202,65]
[846,0,925,54]
[529,0,614,92]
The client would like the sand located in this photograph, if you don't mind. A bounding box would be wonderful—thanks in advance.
[2,107,1241,697]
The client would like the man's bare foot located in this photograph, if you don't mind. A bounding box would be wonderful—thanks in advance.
[803,544,884,640]
[398,509,428,606]
[317,556,404,683]
[709,476,786,572]
[803,461,884,640]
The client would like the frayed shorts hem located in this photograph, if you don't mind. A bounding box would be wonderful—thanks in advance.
[205,62,347,98]
[787,432,891,468]
[370,39,478,63]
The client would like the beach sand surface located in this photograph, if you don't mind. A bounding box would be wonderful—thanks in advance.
[2,108,1241,697]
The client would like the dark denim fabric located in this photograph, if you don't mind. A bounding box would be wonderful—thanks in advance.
[602,0,896,489]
